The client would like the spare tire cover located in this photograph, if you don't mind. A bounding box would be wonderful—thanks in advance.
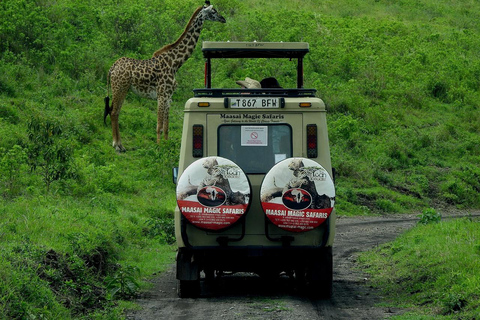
[176,157,251,231]
[260,158,335,232]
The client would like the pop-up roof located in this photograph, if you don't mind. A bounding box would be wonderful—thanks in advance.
[201,42,310,89]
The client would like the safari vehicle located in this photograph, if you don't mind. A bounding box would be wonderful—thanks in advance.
[174,42,336,298]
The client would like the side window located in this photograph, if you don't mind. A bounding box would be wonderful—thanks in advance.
[218,125,292,173]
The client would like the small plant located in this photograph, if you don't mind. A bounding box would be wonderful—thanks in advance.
[105,265,140,299]
[418,208,441,225]
[0,145,27,198]
[441,293,467,315]
[26,117,76,192]
[474,243,480,255]
[145,217,176,245]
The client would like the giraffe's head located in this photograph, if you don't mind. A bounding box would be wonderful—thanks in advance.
[201,2,226,23]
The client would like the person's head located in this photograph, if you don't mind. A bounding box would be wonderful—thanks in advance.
[260,77,282,88]
[236,77,261,89]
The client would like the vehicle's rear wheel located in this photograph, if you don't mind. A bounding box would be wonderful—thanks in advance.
[305,247,333,299]
[177,279,200,298]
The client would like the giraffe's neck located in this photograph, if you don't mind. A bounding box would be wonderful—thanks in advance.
[153,7,205,72]
[170,13,204,70]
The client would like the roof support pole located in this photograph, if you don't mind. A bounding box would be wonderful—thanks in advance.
[205,58,212,88]
[297,57,304,88]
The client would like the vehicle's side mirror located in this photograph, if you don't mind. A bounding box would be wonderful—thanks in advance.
[172,167,178,184]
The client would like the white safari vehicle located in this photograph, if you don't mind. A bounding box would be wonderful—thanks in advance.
[174,42,336,298]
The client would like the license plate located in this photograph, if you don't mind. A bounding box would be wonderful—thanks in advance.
[230,98,280,109]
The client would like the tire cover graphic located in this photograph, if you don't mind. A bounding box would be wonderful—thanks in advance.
[260,158,335,232]
[176,157,251,231]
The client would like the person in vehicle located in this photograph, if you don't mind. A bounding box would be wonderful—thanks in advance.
[260,77,282,88]
[236,77,283,89]
[236,77,261,88]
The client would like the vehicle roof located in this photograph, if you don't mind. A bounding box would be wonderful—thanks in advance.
[202,41,309,59]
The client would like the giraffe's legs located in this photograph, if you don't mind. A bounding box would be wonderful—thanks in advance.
[163,114,169,140]
[110,113,125,152]
[110,91,128,152]
[156,98,165,143]
[156,91,173,142]
[163,99,171,140]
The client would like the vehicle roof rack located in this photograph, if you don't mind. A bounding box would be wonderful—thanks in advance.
[202,41,309,59]
[193,88,317,98]
[201,42,310,88]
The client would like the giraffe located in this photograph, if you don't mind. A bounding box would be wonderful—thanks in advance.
[104,1,226,152]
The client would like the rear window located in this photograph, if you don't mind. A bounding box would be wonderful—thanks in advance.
[218,124,292,174]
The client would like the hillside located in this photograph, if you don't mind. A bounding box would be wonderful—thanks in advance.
[1,0,480,318]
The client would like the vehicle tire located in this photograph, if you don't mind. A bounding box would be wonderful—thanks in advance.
[177,279,200,298]
[306,247,333,299]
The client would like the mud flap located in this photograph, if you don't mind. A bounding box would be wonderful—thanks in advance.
[176,249,200,298]
[176,249,199,281]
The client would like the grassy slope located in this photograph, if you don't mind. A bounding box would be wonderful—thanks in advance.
[0,0,480,318]
[359,216,480,319]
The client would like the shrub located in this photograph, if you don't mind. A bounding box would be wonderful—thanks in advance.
[144,216,175,245]
[105,265,140,300]
[418,208,441,225]
[0,145,27,198]
[441,292,467,315]
[26,117,76,192]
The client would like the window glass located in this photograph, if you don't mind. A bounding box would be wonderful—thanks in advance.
[218,125,292,173]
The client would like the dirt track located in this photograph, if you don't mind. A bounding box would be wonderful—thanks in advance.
[126,212,477,319]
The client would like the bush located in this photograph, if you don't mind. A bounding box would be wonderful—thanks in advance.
[27,117,76,192]
[105,265,140,299]
[144,216,175,245]
[418,208,441,225]
[0,145,27,198]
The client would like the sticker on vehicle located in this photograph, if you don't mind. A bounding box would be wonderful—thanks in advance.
[260,158,335,232]
[176,157,251,231]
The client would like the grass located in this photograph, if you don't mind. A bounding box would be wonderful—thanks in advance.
[358,213,480,318]
[250,298,291,313]
[0,192,176,318]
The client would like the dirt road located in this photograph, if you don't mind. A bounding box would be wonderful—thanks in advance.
[126,214,441,319]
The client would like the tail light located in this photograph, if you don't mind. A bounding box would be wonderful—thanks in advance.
[307,124,318,158]
[192,125,204,158]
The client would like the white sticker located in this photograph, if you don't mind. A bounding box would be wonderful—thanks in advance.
[241,126,268,146]
[275,154,287,163]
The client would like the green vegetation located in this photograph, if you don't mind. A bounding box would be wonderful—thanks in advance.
[0,0,479,318]
[251,298,291,313]
[418,207,442,225]
[359,214,480,319]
